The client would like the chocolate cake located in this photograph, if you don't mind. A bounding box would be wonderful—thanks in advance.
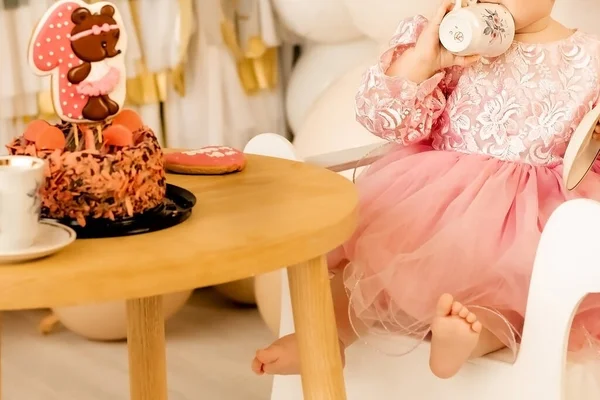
[13,0,168,227]
[7,114,166,226]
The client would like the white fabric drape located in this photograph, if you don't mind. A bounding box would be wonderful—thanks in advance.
[0,0,51,147]
[163,0,287,150]
[114,0,165,145]
[136,0,180,72]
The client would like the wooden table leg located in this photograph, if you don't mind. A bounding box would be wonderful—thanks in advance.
[288,255,347,400]
[126,296,168,400]
[0,313,2,400]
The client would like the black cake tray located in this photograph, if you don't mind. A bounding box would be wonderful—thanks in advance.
[51,184,196,239]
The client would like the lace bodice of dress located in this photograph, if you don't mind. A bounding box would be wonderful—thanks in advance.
[355,16,600,166]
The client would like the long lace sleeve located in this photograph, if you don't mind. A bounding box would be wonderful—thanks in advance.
[355,15,462,145]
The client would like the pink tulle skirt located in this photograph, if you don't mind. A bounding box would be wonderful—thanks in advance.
[329,143,600,358]
[76,66,121,97]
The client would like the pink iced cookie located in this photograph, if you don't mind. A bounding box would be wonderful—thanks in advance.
[28,0,128,123]
[165,146,247,175]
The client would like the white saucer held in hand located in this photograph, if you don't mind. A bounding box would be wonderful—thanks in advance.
[563,104,600,191]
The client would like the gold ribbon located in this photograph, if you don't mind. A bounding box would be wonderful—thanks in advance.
[221,7,256,94]
[221,0,279,95]
[171,0,194,97]
[37,91,56,119]
[127,0,162,105]
[128,0,194,101]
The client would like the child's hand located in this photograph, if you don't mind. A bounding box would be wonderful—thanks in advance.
[386,0,480,82]
[414,0,481,71]
[594,123,600,140]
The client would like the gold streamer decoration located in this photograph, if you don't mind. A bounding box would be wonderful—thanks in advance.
[221,0,279,96]
[36,91,56,120]
[171,0,194,97]
[127,0,161,105]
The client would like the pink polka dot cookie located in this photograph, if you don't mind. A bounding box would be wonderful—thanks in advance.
[165,146,247,175]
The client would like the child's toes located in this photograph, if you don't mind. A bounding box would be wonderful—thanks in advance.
[458,306,469,319]
[436,294,454,316]
[471,320,483,333]
[450,301,463,315]
[262,360,285,375]
[256,345,281,365]
[253,345,283,375]
[251,356,264,375]
[465,312,477,324]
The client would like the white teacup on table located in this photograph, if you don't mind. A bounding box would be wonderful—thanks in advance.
[0,155,75,262]
[439,0,515,58]
[0,156,45,251]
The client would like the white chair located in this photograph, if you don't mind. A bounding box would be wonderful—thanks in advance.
[244,133,600,400]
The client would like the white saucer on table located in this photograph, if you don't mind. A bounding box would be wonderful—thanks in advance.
[564,104,600,190]
[0,220,76,264]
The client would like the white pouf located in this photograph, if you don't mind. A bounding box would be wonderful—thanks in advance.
[342,0,439,44]
[51,290,193,341]
[214,278,256,305]
[293,64,385,160]
[271,0,363,43]
[286,39,379,134]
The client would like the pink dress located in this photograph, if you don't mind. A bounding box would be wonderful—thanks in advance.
[330,15,600,358]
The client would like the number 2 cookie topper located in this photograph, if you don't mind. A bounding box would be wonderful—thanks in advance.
[28,0,128,123]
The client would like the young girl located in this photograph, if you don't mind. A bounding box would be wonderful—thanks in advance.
[252,0,600,379]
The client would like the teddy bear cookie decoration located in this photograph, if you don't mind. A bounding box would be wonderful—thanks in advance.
[28,0,127,123]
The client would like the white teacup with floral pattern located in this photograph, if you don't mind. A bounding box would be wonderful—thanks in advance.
[0,156,45,252]
[439,1,515,58]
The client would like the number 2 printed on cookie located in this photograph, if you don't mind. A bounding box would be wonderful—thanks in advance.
[28,0,128,123]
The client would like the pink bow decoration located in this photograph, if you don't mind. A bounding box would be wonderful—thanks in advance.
[70,23,119,41]
[92,23,111,35]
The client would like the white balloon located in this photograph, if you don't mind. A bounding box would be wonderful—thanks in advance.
[343,0,439,44]
[286,39,379,134]
[552,0,600,35]
[293,64,386,164]
[271,0,363,43]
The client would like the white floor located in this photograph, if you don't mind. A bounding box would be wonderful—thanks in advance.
[1,289,274,400]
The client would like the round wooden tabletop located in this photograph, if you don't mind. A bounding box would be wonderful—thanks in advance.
[0,155,358,310]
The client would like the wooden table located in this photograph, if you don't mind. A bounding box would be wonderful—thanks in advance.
[0,154,358,400]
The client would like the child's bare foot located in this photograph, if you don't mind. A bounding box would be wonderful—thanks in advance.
[252,333,346,376]
[252,334,300,375]
[429,294,482,379]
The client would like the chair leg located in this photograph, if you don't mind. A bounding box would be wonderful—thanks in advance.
[288,255,347,400]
